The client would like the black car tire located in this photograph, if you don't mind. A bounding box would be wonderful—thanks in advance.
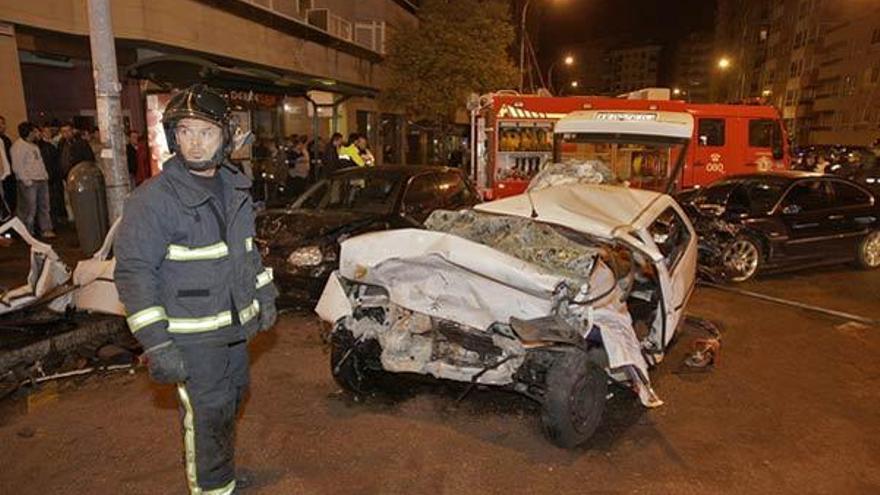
[330,325,380,395]
[722,236,763,283]
[856,230,880,270]
[540,348,608,449]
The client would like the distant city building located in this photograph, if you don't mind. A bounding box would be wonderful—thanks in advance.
[603,44,662,95]
[669,32,713,102]
[715,0,880,146]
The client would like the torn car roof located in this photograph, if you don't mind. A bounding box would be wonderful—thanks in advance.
[475,183,666,241]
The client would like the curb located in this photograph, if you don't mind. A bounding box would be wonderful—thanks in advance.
[0,316,128,373]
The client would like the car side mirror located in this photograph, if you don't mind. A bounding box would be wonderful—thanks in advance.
[772,146,784,160]
[782,204,800,215]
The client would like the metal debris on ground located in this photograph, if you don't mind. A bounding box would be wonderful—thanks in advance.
[0,218,72,316]
[0,218,125,319]
[682,315,722,369]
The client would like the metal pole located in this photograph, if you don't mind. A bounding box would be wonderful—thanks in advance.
[86,0,129,223]
[546,61,558,95]
[519,0,531,93]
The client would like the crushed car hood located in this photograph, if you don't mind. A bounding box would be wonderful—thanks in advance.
[256,209,384,247]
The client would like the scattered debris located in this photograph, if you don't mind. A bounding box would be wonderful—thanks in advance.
[527,159,613,192]
[0,217,72,316]
[672,316,723,372]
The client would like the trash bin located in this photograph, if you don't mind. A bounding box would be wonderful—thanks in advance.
[66,161,109,256]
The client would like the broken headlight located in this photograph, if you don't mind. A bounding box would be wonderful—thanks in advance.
[288,245,323,267]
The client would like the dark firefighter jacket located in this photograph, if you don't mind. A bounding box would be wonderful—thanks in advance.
[114,156,278,350]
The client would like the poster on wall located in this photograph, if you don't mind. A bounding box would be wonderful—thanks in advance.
[145,93,173,176]
[230,110,252,161]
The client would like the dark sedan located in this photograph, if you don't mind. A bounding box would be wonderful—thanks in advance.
[679,171,880,282]
[255,166,481,304]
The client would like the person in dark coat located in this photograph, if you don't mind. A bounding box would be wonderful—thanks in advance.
[58,124,96,179]
[0,115,16,213]
[36,125,66,225]
[321,132,344,179]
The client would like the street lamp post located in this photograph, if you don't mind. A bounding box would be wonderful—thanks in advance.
[546,55,574,94]
[519,0,532,93]
[717,56,732,102]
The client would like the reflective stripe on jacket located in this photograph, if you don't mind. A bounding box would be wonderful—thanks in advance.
[338,144,365,167]
[114,157,278,349]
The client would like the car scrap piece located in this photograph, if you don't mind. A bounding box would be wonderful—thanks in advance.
[0,218,71,316]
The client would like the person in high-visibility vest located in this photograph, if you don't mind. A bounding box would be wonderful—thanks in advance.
[338,133,369,167]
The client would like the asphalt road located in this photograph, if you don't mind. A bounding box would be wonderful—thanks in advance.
[1,266,879,494]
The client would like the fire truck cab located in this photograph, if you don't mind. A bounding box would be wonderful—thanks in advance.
[476,92,789,198]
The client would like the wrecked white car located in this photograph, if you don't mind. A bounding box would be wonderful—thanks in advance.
[316,183,697,448]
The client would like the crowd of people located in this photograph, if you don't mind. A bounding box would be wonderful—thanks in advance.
[252,131,374,202]
[0,115,152,240]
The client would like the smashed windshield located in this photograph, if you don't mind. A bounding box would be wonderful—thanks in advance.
[554,133,688,192]
[294,173,399,214]
[695,178,788,215]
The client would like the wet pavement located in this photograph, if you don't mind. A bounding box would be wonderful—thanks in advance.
[0,266,879,494]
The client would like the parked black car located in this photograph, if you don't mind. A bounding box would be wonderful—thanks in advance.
[678,171,880,282]
[255,166,481,304]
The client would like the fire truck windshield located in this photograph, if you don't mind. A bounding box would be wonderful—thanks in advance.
[554,133,689,192]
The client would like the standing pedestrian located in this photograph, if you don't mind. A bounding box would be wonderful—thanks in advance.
[10,122,55,238]
[126,130,138,185]
[37,125,66,226]
[286,135,310,197]
[0,115,16,213]
[59,123,96,178]
[114,85,278,495]
[322,132,343,178]
[133,131,152,186]
[0,130,11,221]
[308,135,324,183]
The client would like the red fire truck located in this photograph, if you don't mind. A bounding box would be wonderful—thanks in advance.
[473,91,790,198]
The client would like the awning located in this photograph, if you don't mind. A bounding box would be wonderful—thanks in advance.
[125,55,377,99]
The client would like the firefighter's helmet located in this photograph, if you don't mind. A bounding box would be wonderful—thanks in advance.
[162,84,237,157]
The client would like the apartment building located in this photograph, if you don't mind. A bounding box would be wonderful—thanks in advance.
[0,0,420,164]
[669,31,713,103]
[603,44,662,95]
[715,0,880,146]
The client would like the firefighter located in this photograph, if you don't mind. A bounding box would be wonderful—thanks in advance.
[114,85,278,495]
[338,132,367,167]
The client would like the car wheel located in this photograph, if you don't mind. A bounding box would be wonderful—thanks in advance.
[856,230,880,269]
[721,236,762,283]
[540,348,607,449]
[330,325,379,395]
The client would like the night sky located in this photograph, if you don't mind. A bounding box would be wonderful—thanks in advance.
[536,0,718,58]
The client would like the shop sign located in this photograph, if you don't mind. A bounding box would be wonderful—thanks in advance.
[226,90,282,108]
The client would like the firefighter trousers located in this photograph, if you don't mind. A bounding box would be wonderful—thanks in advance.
[176,339,249,495]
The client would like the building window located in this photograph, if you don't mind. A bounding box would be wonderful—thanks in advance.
[841,75,856,96]
[698,118,725,146]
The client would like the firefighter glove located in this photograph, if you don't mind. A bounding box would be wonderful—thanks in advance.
[258,300,277,333]
[144,341,188,384]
